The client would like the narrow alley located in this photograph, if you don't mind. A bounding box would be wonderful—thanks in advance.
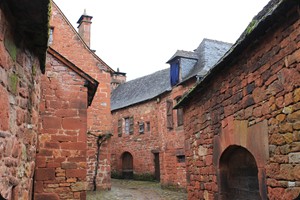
[87,179,187,200]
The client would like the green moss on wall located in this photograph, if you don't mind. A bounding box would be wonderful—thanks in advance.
[32,64,37,76]
[4,35,18,62]
[9,73,18,94]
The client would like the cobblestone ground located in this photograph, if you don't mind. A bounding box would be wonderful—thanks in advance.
[87,179,187,200]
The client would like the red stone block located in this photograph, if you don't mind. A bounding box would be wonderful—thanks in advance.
[66,169,86,179]
[35,193,59,200]
[42,116,62,129]
[62,118,85,130]
[45,142,60,149]
[35,168,55,181]
[60,142,86,150]
[51,135,77,142]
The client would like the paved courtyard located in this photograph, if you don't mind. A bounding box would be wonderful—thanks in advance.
[87,179,187,200]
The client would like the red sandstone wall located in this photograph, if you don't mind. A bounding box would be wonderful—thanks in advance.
[50,2,113,190]
[111,100,160,177]
[183,9,300,200]
[0,7,42,200]
[111,82,193,189]
[158,84,192,189]
[34,53,88,200]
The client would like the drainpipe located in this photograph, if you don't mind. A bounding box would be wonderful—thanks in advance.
[87,131,112,191]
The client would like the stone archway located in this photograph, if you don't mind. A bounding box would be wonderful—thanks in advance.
[219,145,261,200]
[122,152,133,179]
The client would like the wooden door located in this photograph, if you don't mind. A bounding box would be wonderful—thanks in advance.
[122,152,133,179]
[154,153,160,181]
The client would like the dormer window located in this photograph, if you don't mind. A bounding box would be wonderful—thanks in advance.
[167,50,198,87]
[170,60,180,86]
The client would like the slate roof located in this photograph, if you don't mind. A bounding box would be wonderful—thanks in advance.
[176,0,298,108]
[182,39,232,82]
[111,38,231,111]
[111,68,171,111]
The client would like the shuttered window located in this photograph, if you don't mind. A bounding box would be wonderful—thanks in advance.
[129,117,134,134]
[118,119,122,136]
[176,97,183,126]
[177,107,183,126]
[166,100,173,129]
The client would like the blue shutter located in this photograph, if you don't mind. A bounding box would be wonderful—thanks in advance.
[170,61,179,86]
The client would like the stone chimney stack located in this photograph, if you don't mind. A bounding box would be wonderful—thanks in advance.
[77,9,93,47]
[111,68,127,90]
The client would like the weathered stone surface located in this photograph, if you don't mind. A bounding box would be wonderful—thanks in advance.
[71,182,86,192]
[289,153,300,164]
[35,52,89,198]
[0,4,44,199]
[181,5,300,199]
[48,2,113,192]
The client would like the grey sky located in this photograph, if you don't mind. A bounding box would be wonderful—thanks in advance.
[54,0,270,80]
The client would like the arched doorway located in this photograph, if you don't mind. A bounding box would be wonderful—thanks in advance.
[122,152,133,179]
[219,145,261,200]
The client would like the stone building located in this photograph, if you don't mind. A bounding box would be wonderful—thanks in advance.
[37,0,115,193]
[34,47,98,199]
[176,0,300,199]
[111,39,231,189]
[0,0,49,199]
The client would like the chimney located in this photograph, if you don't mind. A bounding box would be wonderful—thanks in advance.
[77,9,93,47]
[111,68,127,90]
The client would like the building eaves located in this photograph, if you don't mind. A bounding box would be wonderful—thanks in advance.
[175,0,298,109]
[48,47,99,106]
[3,0,50,73]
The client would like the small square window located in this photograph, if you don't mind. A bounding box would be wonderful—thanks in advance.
[177,155,185,163]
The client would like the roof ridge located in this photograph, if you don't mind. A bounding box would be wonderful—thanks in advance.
[121,68,169,85]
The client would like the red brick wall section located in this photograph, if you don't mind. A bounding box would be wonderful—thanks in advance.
[111,83,193,189]
[34,53,88,200]
[111,100,160,177]
[0,7,42,200]
[158,84,192,190]
[183,10,300,200]
[50,2,113,190]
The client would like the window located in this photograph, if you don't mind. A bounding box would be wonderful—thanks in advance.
[48,27,54,45]
[139,122,144,134]
[118,119,122,137]
[176,97,183,126]
[146,121,150,132]
[166,100,173,129]
[125,118,130,134]
[129,117,134,134]
[177,155,185,163]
